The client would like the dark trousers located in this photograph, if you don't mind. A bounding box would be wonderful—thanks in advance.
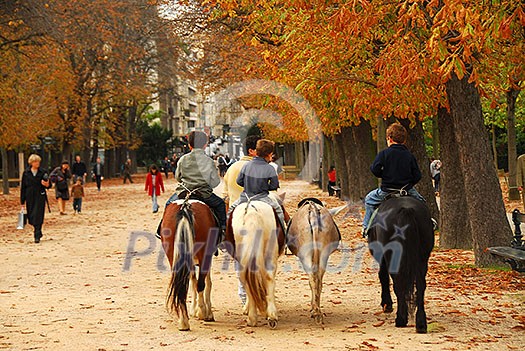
[433,173,441,192]
[123,173,133,184]
[328,181,336,196]
[73,198,83,212]
[201,193,227,229]
[95,175,102,190]
[34,223,42,240]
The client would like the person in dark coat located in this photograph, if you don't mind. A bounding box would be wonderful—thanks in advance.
[92,156,103,191]
[20,154,51,243]
[50,161,71,215]
[71,155,88,184]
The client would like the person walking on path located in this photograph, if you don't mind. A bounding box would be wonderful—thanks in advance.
[72,155,88,184]
[50,161,72,215]
[327,165,337,196]
[71,178,85,214]
[123,159,133,184]
[20,154,52,243]
[92,157,103,191]
[162,156,170,179]
[145,164,164,213]
[170,154,178,178]
[430,159,442,194]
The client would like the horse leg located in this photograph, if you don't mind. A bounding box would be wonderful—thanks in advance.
[246,293,258,327]
[415,260,428,333]
[196,270,207,320]
[379,259,393,313]
[308,272,319,320]
[204,273,215,321]
[266,269,278,329]
[189,272,198,318]
[313,268,325,324]
[393,276,408,328]
[178,303,190,331]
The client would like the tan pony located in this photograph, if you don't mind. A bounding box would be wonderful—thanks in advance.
[230,193,287,329]
[286,198,343,324]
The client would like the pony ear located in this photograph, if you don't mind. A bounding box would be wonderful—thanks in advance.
[328,205,347,216]
[278,192,286,202]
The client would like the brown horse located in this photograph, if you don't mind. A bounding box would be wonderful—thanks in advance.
[160,199,219,331]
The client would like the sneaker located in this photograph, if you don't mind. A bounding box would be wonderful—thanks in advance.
[431,218,438,231]
[362,227,368,238]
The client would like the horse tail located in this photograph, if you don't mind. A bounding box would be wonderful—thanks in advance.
[241,211,269,314]
[397,206,419,315]
[167,208,194,316]
[309,203,321,274]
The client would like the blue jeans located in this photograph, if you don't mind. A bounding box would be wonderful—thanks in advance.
[362,188,425,229]
[73,198,82,212]
[152,193,159,212]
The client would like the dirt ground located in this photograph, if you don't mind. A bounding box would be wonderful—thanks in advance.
[0,176,524,351]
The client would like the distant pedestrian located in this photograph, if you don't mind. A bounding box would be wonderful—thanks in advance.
[20,154,52,243]
[145,164,164,213]
[123,159,133,184]
[327,165,337,196]
[217,154,228,177]
[72,155,88,184]
[92,157,103,191]
[162,156,170,179]
[50,160,71,215]
[71,178,85,214]
[171,153,178,177]
[430,159,441,194]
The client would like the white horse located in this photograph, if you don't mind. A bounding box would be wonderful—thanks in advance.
[286,198,343,324]
[232,199,281,328]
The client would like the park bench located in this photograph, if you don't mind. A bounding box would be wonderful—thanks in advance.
[488,209,525,272]
[328,184,342,198]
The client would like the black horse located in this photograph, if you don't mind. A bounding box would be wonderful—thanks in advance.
[367,196,434,333]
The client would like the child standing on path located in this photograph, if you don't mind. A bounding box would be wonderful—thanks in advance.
[145,164,164,213]
[71,178,85,214]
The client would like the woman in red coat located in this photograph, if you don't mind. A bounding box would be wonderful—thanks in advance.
[145,165,165,213]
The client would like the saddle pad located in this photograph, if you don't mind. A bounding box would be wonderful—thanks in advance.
[172,199,206,206]
[488,246,525,261]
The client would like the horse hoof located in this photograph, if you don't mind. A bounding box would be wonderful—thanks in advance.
[204,316,215,322]
[178,326,190,331]
[314,315,324,325]
[382,304,394,313]
[268,319,278,329]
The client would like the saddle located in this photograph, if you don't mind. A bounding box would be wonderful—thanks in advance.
[224,206,286,257]
[383,187,411,200]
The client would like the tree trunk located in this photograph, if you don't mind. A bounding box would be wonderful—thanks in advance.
[1,147,9,195]
[332,133,349,199]
[437,107,472,249]
[400,118,440,222]
[491,125,498,171]
[377,116,387,153]
[351,121,377,201]
[341,127,357,201]
[507,88,521,201]
[432,116,440,159]
[446,73,512,266]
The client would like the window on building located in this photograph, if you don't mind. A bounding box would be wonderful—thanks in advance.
[187,120,196,129]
